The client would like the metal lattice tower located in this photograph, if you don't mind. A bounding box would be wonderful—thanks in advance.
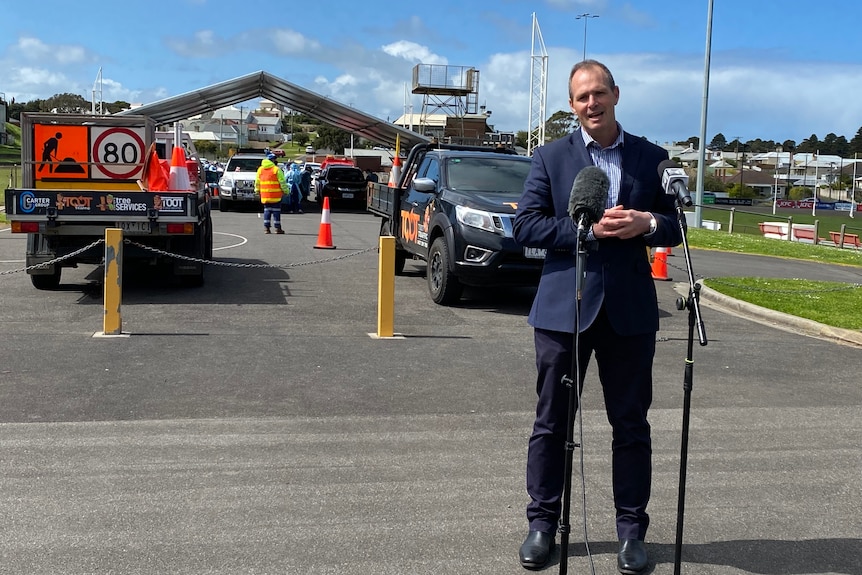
[412,64,479,140]
[527,13,548,155]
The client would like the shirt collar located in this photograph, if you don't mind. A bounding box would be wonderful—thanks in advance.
[580,123,625,150]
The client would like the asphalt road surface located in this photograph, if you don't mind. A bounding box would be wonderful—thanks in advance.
[0,209,859,574]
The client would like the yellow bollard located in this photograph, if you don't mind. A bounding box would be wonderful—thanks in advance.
[102,228,123,336]
[376,235,395,338]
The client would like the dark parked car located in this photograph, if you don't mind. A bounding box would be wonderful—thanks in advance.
[315,165,367,207]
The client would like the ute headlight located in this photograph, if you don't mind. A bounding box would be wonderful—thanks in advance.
[456,205,496,233]
[455,205,513,237]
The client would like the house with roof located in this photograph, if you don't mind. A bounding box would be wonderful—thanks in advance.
[179,104,286,146]
[724,167,779,197]
[254,113,282,142]
[708,158,734,179]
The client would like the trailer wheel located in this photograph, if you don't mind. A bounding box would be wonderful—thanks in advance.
[204,219,213,260]
[428,237,462,305]
[31,268,61,290]
[178,223,206,288]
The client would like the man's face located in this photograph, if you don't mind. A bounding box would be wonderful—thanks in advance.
[568,66,620,143]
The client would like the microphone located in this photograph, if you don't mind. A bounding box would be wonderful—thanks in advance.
[658,159,692,207]
[567,166,609,231]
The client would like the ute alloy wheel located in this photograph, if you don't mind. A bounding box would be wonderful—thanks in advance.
[427,237,462,305]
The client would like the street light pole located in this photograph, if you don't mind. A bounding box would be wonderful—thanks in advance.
[694,0,714,229]
[576,13,599,61]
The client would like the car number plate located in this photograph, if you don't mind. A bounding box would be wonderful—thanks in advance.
[524,247,546,259]
[341,192,354,199]
[117,221,151,233]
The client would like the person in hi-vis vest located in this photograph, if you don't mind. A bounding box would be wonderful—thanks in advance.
[255,153,289,234]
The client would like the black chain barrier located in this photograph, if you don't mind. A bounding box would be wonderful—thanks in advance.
[0,238,378,277]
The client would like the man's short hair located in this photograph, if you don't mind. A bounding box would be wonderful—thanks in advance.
[568,59,616,100]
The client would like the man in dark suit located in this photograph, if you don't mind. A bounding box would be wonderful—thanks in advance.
[514,60,682,573]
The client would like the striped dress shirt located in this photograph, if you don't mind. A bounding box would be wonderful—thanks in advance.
[580,124,624,208]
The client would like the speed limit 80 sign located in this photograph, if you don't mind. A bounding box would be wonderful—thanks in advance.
[90,126,147,180]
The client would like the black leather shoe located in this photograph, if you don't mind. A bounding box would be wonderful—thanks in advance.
[519,530,555,570]
[617,538,648,574]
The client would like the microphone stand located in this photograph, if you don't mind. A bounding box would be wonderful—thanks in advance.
[671,199,708,575]
[559,215,590,575]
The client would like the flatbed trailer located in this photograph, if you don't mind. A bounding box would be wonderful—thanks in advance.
[3,113,213,289]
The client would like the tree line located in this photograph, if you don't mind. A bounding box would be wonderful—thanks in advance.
[4,93,131,117]
[515,109,862,157]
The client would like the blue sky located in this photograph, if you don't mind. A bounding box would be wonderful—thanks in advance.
[4,0,862,148]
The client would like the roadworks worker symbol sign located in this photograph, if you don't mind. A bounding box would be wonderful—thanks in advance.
[34,124,89,181]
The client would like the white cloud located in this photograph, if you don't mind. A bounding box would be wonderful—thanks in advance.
[2,66,76,101]
[12,37,89,65]
[382,41,447,65]
[480,52,533,131]
[272,29,320,54]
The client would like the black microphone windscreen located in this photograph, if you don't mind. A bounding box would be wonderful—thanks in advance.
[568,166,609,224]
[657,159,678,176]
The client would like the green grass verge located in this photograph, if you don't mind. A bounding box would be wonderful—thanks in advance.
[702,277,862,330]
[687,227,862,331]
[696,205,862,238]
[687,227,862,267]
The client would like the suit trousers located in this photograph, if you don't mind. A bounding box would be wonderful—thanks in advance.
[526,307,655,541]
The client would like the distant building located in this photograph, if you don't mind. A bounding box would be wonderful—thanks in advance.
[393,112,515,149]
[178,104,284,146]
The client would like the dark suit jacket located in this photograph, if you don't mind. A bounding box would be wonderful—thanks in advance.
[514,131,682,336]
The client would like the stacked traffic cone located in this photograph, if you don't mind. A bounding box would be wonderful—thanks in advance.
[168,146,191,191]
[313,197,336,249]
[141,142,169,191]
[388,134,402,188]
[388,154,402,188]
[651,247,671,281]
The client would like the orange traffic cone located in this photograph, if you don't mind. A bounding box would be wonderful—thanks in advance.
[314,196,336,249]
[388,154,402,188]
[168,146,191,191]
[651,247,671,281]
[665,246,673,256]
[141,142,169,191]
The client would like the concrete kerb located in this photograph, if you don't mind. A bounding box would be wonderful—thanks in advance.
[674,281,862,349]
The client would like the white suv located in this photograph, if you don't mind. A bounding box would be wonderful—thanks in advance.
[218,152,266,211]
